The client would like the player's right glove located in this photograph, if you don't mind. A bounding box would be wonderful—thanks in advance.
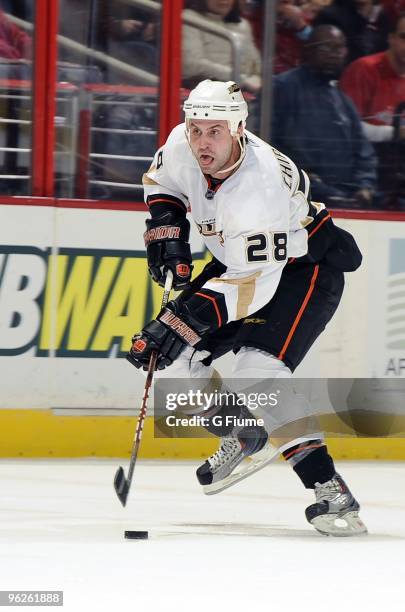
[127,300,206,370]
[144,203,193,290]
[127,290,228,370]
[127,319,188,371]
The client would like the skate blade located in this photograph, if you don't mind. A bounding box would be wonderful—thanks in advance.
[310,511,368,537]
[203,443,279,496]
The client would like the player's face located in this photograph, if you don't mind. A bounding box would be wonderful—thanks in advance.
[188,120,237,176]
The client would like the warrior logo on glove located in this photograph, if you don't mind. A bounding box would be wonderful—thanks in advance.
[131,338,147,352]
[176,263,191,278]
[143,226,180,245]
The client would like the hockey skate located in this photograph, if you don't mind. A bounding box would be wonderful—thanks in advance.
[305,473,367,536]
[197,427,278,495]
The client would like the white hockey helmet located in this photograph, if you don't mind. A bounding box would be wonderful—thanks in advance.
[183,80,248,136]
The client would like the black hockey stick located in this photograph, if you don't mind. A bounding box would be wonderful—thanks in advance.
[114,270,173,506]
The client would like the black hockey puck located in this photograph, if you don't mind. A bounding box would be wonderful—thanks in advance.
[124,530,149,540]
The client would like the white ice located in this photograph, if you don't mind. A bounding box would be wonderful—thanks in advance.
[0,459,404,612]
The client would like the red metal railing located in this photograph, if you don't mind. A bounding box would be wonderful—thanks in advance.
[159,0,184,146]
[44,0,59,196]
[29,0,183,201]
[31,0,48,196]
[31,0,59,197]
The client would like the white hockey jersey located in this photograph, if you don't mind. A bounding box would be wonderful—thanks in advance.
[143,124,322,323]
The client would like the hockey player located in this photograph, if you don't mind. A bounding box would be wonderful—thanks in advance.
[127,79,367,537]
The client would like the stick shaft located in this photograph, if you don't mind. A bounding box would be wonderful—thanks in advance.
[125,271,173,489]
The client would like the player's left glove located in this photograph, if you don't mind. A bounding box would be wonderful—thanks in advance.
[127,290,228,370]
[144,196,193,290]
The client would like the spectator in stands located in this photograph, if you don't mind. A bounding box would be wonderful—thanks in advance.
[302,0,335,21]
[274,0,319,74]
[182,0,261,92]
[271,25,377,207]
[340,13,405,207]
[241,0,330,74]
[0,4,31,59]
[108,9,156,44]
[340,12,405,142]
[105,2,158,72]
[314,0,390,62]
[241,0,263,48]
[381,0,405,22]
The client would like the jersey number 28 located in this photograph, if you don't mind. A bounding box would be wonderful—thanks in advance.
[245,232,287,263]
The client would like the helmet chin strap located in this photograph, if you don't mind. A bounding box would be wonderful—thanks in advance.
[216,134,246,175]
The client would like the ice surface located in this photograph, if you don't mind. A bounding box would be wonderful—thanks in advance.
[0,459,404,611]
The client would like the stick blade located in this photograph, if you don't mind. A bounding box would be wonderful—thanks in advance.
[114,466,129,507]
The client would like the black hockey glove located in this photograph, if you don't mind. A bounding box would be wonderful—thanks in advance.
[144,209,193,290]
[127,302,205,370]
[127,290,228,370]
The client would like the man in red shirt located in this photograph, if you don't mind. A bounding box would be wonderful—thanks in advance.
[340,13,405,142]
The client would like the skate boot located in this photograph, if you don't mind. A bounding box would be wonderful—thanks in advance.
[197,426,278,495]
[305,473,367,536]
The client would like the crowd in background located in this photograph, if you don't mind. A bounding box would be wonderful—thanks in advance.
[182,0,405,209]
[0,0,404,209]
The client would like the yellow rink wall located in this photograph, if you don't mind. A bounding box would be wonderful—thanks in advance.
[0,410,404,460]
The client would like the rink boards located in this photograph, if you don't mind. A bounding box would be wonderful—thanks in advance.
[1,202,405,458]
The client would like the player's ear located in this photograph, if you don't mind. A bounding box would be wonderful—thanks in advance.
[236,122,244,138]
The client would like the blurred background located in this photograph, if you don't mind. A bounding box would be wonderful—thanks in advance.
[1,0,405,208]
